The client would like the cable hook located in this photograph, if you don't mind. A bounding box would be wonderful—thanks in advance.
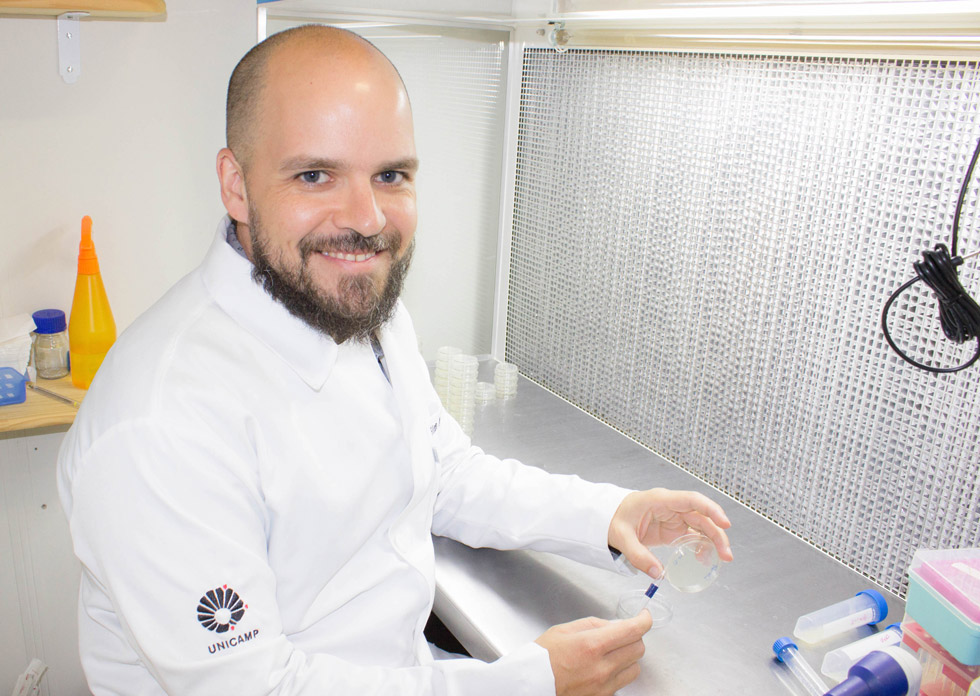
[548,21,569,53]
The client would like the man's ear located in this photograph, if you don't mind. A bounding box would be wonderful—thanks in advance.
[217,148,249,223]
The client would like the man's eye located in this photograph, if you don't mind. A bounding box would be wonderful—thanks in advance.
[300,171,327,184]
[377,171,404,185]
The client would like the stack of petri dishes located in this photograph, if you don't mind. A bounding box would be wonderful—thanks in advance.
[447,353,478,434]
[494,362,518,399]
[433,346,461,406]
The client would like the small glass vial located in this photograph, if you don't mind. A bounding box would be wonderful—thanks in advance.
[32,309,70,379]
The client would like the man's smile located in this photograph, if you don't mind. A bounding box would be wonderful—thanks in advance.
[321,249,378,263]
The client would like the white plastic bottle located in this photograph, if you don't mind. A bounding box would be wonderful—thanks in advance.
[823,646,921,696]
[821,623,903,682]
[11,658,47,696]
[794,590,889,644]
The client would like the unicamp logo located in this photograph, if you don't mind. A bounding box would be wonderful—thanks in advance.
[196,585,246,634]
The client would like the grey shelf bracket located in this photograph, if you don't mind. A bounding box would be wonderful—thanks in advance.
[57,12,89,83]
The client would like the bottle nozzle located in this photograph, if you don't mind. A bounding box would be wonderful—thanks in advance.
[78,215,101,275]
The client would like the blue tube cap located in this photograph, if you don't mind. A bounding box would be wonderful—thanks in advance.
[856,590,889,624]
[772,637,798,662]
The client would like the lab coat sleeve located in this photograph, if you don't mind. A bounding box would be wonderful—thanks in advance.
[61,418,555,696]
[428,393,632,572]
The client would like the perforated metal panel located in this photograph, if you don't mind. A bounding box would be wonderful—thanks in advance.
[506,49,980,595]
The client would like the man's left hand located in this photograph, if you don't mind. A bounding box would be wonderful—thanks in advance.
[608,488,733,579]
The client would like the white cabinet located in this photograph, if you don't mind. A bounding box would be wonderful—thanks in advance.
[1,428,85,696]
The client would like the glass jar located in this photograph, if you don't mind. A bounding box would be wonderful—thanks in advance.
[32,309,70,379]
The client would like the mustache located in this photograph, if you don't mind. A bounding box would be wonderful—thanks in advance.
[299,229,398,257]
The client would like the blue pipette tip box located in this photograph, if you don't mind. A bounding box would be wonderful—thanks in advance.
[0,367,27,406]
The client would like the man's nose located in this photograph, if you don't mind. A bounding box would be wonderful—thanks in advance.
[334,179,386,237]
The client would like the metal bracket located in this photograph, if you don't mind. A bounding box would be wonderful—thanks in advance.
[57,12,89,84]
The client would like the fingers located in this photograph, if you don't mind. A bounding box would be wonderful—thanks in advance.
[610,660,643,693]
[585,608,652,652]
[604,635,647,677]
[556,610,651,646]
[599,636,646,693]
[537,612,650,696]
[552,615,609,634]
[593,615,649,693]
[679,510,733,562]
[618,532,665,579]
[638,488,735,563]
[666,489,731,530]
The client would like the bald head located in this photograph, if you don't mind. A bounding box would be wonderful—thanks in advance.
[216,24,419,343]
[225,25,408,175]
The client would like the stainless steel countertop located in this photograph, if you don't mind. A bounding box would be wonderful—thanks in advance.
[431,367,905,695]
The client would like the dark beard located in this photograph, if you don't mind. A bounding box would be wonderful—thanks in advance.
[246,220,414,344]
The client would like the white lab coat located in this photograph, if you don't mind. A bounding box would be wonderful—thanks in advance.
[57,218,632,696]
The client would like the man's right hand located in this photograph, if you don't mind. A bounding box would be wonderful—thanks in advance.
[535,610,653,696]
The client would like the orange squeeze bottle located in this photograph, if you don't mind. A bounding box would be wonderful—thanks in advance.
[69,215,116,389]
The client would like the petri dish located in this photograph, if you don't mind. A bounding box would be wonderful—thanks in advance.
[613,533,721,628]
[616,590,674,627]
[662,533,721,593]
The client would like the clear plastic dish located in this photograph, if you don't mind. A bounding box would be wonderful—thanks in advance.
[662,533,721,593]
[616,590,674,626]
[614,533,721,627]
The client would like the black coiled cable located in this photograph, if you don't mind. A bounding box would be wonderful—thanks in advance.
[881,137,980,374]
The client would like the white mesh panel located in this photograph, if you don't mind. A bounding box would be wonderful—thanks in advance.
[507,49,980,595]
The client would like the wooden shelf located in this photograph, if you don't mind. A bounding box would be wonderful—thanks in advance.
[0,375,85,433]
[0,0,165,17]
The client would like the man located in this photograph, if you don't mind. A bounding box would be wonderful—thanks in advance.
[58,25,733,696]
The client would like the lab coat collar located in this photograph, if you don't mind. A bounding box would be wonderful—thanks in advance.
[201,217,339,390]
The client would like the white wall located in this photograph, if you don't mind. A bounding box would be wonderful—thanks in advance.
[0,2,256,693]
[366,29,507,360]
[0,0,256,332]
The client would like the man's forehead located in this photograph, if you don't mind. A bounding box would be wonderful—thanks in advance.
[243,31,415,169]
[261,43,411,121]
[267,33,403,93]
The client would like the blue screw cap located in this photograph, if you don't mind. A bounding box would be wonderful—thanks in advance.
[773,637,798,662]
[856,590,889,624]
[32,309,66,334]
